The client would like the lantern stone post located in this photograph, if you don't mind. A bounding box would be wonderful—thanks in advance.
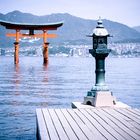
[84,18,115,107]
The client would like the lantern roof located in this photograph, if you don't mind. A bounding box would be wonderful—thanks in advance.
[90,17,109,37]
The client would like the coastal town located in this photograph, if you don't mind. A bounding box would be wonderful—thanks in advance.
[0,42,140,57]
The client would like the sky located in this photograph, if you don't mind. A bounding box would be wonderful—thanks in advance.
[0,0,139,27]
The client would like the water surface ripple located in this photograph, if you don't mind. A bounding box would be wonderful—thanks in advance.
[0,56,140,139]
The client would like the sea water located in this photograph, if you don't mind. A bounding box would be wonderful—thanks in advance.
[0,56,140,139]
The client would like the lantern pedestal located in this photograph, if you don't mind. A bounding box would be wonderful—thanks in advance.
[83,46,116,107]
[72,100,130,109]
[84,91,115,107]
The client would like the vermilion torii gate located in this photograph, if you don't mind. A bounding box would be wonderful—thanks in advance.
[0,20,63,64]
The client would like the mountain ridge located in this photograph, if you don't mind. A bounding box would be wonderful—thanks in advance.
[133,26,140,33]
[0,10,140,47]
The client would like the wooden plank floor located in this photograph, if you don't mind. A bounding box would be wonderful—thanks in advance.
[36,108,140,140]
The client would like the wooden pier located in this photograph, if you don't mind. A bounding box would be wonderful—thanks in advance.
[36,108,140,140]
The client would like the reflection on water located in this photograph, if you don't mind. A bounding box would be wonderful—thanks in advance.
[13,64,20,96]
[0,56,140,139]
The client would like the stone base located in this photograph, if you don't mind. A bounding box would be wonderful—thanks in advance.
[84,91,115,107]
[72,101,130,109]
[84,96,95,106]
[71,102,94,109]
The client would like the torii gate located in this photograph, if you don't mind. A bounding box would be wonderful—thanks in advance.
[0,20,63,64]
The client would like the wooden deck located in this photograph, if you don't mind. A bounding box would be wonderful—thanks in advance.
[36,108,140,140]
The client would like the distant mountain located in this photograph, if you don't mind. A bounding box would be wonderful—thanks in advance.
[133,26,140,33]
[0,10,140,48]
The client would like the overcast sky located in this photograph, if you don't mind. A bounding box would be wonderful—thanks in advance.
[0,0,139,27]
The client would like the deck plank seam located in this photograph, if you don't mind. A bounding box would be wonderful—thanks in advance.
[114,109,140,129]
[100,109,136,140]
[108,109,134,126]
[86,109,120,140]
[122,109,140,120]
[102,109,140,139]
[48,109,62,140]
[42,109,59,140]
[96,108,136,140]
[115,108,140,121]
[41,109,50,140]
[60,109,81,140]
[113,109,140,135]
[55,109,78,140]
[74,109,106,140]
[96,108,133,140]
[67,109,100,140]
[115,109,140,127]
[134,109,140,114]
[79,109,113,140]
[126,108,140,117]
[54,109,71,140]
[36,109,50,140]
[66,109,90,140]
[92,108,129,140]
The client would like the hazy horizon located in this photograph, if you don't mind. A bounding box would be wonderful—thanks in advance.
[0,0,139,27]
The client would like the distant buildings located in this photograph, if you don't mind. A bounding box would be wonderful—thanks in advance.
[109,43,140,57]
[0,43,140,57]
[0,49,6,56]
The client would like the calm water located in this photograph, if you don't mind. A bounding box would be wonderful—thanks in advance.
[0,56,140,139]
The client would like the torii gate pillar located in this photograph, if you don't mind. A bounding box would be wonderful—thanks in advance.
[43,30,49,64]
[43,42,49,64]
[14,42,19,64]
[14,29,20,64]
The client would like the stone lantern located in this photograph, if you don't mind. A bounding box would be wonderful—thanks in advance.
[84,18,115,107]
